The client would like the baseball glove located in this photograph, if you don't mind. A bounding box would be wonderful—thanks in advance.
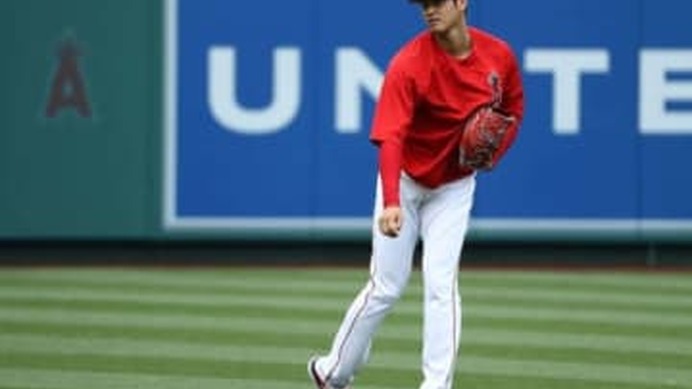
[459,106,516,170]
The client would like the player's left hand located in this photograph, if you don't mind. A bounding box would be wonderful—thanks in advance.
[463,146,495,170]
[459,106,515,171]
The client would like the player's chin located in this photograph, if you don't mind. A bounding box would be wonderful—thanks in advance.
[427,25,446,34]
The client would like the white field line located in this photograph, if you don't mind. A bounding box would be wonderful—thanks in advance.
[1,287,691,327]
[1,307,691,356]
[1,334,691,387]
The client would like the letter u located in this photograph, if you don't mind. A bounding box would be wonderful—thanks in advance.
[208,46,301,135]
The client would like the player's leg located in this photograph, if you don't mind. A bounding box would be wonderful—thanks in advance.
[313,174,423,388]
[418,175,476,389]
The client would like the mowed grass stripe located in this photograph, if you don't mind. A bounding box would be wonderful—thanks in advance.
[463,343,692,371]
[1,275,690,314]
[465,316,692,339]
[2,322,691,370]
[1,286,691,328]
[465,270,692,290]
[2,307,691,356]
[2,271,690,317]
[1,269,690,296]
[0,367,363,389]
[0,281,688,321]
[2,334,692,387]
[0,368,671,389]
[2,268,689,286]
[6,281,692,312]
[452,373,669,389]
[1,356,317,386]
[2,297,689,339]
[1,308,689,341]
[0,269,369,288]
[0,271,367,297]
[466,287,692,309]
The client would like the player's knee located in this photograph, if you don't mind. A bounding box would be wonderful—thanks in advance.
[425,284,457,304]
[372,281,406,306]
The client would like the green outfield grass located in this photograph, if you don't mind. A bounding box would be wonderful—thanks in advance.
[0,268,690,389]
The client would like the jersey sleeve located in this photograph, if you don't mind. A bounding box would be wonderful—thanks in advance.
[491,48,524,167]
[369,60,417,207]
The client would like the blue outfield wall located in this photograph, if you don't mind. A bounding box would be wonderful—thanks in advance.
[1,0,691,243]
[164,0,692,242]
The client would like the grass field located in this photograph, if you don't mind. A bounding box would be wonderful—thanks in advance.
[0,268,691,389]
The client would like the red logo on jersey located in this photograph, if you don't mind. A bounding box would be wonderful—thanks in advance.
[487,72,502,109]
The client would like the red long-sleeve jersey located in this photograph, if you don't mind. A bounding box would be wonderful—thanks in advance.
[370,28,524,207]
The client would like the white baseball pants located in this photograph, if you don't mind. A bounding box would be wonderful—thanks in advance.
[316,173,476,389]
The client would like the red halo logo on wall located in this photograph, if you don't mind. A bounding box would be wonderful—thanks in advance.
[44,35,92,119]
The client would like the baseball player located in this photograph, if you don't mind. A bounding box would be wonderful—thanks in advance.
[308,0,524,388]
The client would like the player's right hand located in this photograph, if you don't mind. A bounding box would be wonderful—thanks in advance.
[378,206,403,237]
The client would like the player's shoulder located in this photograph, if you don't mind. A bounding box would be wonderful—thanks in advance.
[388,31,434,72]
[470,27,516,56]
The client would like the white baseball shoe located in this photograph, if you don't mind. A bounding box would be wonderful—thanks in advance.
[307,356,352,389]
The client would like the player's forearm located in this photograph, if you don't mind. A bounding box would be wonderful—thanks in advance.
[378,138,403,207]
[492,68,524,166]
